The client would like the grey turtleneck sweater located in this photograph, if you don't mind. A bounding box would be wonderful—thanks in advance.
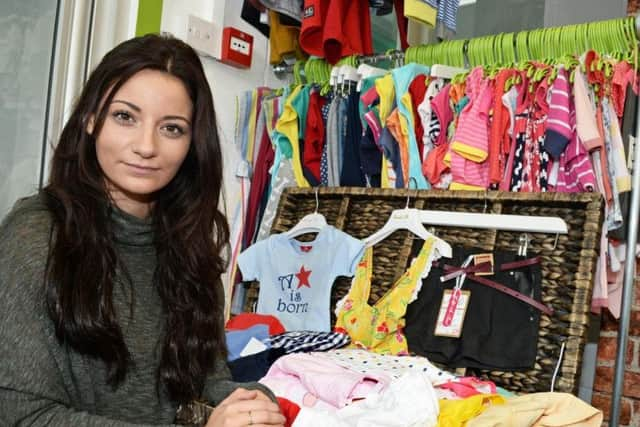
[0,195,272,426]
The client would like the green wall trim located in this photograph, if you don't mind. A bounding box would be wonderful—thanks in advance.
[136,0,163,37]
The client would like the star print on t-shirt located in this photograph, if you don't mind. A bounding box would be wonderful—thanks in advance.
[296,266,312,289]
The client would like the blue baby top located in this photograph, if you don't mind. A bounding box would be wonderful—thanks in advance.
[238,226,365,332]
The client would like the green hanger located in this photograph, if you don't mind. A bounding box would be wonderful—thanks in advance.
[293,60,306,86]
[303,59,314,84]
[616,18,629,52]
[530,29,541,61]
[404,46,417,65]
[597,21,606,53]
[466,39,475,67]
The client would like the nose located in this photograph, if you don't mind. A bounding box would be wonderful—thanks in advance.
[132,125,157,158]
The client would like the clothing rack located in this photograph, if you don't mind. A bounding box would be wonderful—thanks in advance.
[608,15,640,427]
[270,14,640,426]
[271,49,404,76]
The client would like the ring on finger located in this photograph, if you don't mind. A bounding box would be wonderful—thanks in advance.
[248,410,253,426]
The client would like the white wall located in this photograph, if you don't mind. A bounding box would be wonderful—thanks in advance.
[544,0,626,27]
[160,0,284,219]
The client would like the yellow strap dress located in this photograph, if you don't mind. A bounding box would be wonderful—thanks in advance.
[334,237,437,355]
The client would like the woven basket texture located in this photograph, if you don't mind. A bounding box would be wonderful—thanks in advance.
[242,187,603,395]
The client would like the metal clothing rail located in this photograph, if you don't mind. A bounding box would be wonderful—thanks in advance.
[271,49,404,76]
[613,87,640,426]
[272,14,640,426]
[610,16,640,427]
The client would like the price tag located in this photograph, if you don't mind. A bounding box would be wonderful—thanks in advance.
[235,160,252,178]
[472,253,494,276]
[434,289,470,338]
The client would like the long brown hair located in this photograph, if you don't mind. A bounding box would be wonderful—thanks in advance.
[43,34,229,403]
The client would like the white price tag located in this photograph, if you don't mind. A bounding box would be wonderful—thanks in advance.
[434,289,470,338]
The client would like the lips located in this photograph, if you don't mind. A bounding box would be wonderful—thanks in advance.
[124,162,160,173]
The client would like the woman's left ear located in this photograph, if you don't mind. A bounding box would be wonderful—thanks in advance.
[86,115,95,135]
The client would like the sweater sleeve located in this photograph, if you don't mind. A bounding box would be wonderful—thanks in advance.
[202,358,278,406]
[0,199,173,427]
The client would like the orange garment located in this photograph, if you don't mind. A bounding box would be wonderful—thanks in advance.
[386,108,410,186]
[449,82,467,129]
[269,10,307,64]
[423,141,450,186]
[334,238,437,355]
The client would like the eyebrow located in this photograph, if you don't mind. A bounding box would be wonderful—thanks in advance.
[111,99,192,124]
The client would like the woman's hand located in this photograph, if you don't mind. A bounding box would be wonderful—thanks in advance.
[206,388,286,427]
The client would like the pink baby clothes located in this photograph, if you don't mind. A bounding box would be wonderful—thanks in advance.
[544,67,573,159]
[259,352,390,409]
[449,67,494,189]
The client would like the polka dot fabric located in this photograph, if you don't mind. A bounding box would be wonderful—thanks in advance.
[313,349,456,386]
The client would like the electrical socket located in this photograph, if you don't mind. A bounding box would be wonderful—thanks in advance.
[230,36,250,55]
[186,15,220,59]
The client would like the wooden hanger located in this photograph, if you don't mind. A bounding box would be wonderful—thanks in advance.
[363,190,453,258]
[285,187,328,238]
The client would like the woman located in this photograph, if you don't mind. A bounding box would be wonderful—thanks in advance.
[0,34,284,427]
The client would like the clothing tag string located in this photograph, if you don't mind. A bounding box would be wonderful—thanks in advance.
[444,255,473,326]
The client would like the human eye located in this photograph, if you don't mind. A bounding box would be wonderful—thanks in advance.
[161,123,188,138]
[112,110,135,125]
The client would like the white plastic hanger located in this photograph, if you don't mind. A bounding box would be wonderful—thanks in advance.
[285,187,328,238]
[330,66,340,92]
[356,63,387,91]
[339,65,360,96]
[363,191,453,258]
[418,210,568,234]
[430,64,467,80]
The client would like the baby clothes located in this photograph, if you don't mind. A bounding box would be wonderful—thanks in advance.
[334,237,439,354]
[238,226,364,331]
[438,394,506,427]
[314,349,456,385]
[544,66,573,159]
[265,330,350,353]
[466,392,603,427]
[259,352,391,410]
[449,67,493,190]
[405,245,544,370]
[292,371,439,427]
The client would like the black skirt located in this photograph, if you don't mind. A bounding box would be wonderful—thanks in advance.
[405,245,543,370]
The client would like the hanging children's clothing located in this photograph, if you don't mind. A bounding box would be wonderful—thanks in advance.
[260,0,304,22]
[334,237,440,355]
[238,226,364,331]
[405,244,546,370]
[299,0,373,64]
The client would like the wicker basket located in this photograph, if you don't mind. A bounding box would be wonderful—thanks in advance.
[242,187,603,395]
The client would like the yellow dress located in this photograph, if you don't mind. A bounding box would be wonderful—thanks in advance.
[438,394,505,427]
[334,237,437,355]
